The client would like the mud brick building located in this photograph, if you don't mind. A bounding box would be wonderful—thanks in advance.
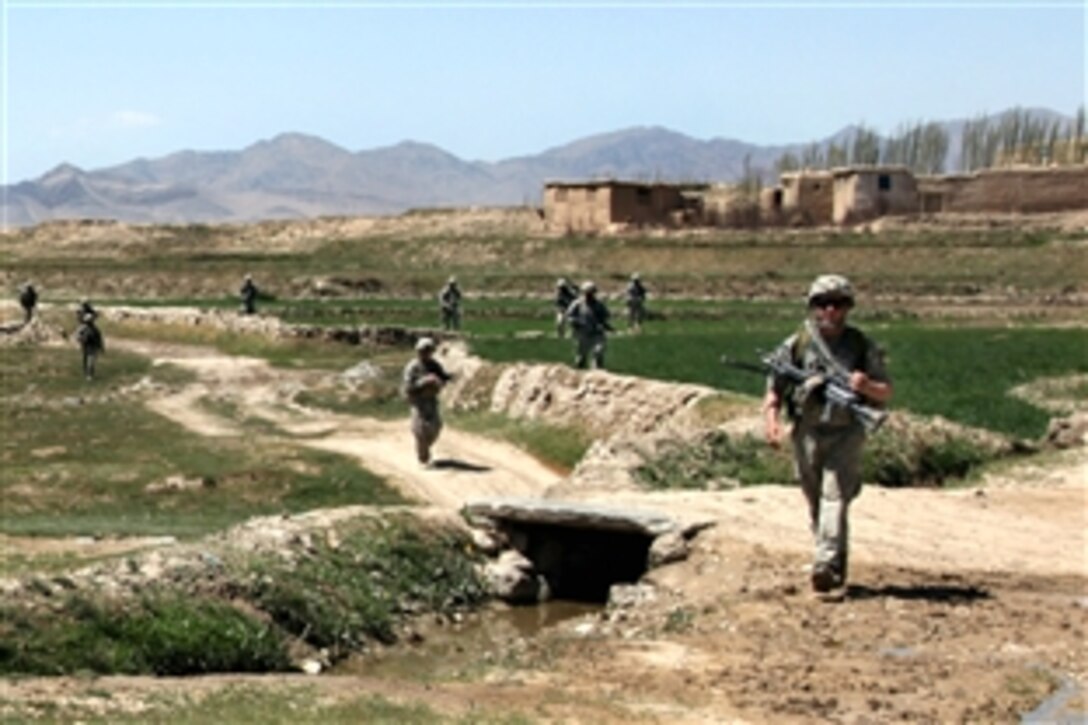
[543,181,707,233]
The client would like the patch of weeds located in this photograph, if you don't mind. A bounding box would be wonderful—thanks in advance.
[663,606,696,634]
[450,411,592,473]
[864,430,994,487]
[246,516,487,660]
[0,595,291,676]
[636,431,794,490]
[0,517,486,678]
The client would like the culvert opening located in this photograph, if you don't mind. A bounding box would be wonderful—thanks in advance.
[512,522,654,603]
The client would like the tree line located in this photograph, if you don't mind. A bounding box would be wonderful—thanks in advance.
[773,106,1086,176]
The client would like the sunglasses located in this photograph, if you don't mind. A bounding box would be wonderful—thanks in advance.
[810,296,851,309]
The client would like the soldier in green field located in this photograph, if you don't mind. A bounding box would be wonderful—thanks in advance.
[565,281,613,370]
[625,272,647,332]
[762,274,893,597]
[239,274,259,315]
[439,276,462,331]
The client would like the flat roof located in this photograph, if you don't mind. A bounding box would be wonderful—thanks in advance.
[544,180,710,191]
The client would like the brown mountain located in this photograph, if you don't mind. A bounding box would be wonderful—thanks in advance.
[1,108,1072,227]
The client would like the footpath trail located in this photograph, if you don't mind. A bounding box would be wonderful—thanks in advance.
[113,338,561,508]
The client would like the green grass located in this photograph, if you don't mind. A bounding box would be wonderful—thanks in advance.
[449,411,593,473]
[0,346,403,538]
[0,686,532,724]
[471,317,1088,440]
[247,515,486,658]
[0,596,292,676]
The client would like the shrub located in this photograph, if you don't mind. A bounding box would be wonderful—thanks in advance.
[636,431,794,490]
[0,595,291,676]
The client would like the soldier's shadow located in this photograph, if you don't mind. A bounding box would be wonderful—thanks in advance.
[430,458,491,473]
[846,583,990,604]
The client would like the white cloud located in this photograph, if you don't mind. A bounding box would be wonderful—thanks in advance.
[111,110,162,129]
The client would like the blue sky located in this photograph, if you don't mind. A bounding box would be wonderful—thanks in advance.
[2,0,1084,183]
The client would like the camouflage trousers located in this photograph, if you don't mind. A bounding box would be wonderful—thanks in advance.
[791,423,866,582]
[411,409,443,464]
[573,333,606,369]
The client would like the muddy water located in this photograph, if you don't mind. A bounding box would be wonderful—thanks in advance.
[336,600,599,679]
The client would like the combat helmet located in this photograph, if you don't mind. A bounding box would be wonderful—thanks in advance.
[807,275,854,306]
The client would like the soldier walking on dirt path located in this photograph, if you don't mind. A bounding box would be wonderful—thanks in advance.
[239,274,259,315]
[554,277,578,338]
[625,272,648,332]
[566,280,613,370]
[402,337,452,467]
[439,276,462,331]
[18,282,38,325]
[75,299,105,380]
[762,274,893,598]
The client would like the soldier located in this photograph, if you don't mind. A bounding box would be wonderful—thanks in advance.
[439,276,462,331]
[762,275,893,597]
[239,273,258,315]
[75,299,104,380]
[554,277,577,338]
[625,272,648,332]
[565,280,613,369]
[18,282,38,325]
[402,337,452,467]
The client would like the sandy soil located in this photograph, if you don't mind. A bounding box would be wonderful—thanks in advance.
[2,333,1085,723]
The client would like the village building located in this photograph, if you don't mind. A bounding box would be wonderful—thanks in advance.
[543,164,1087,233]
[542,181,706,233]
[778,170,834,225]
[832,166,919,224]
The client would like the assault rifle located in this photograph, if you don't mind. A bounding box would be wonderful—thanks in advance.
[721,352,887,433]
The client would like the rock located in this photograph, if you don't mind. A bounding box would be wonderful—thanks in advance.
[464,497,678,537]
[1045,412,1088,449]
[648,531,689,567]
[481,549,548,603]
[469,527,503,555]
[144,475,214,494]
[609,583,658,609]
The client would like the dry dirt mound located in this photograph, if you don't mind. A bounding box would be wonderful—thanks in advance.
[0,315,69,346]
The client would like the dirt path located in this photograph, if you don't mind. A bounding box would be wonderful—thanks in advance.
[115,338,561,508]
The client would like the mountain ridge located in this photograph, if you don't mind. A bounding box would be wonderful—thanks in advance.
[2,107,1073,227]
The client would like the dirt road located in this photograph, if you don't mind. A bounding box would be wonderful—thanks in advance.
[117,338,561,508]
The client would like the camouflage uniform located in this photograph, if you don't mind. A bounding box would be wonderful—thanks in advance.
[767,275,890,593]
[75,301,104,380]
[439,278,462,331]
[402,338,452,465]
[625,274,647,331]
[554,278,577,338]
[239,275,258,315]
[565,282,612,369]
[18,284,38,324]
